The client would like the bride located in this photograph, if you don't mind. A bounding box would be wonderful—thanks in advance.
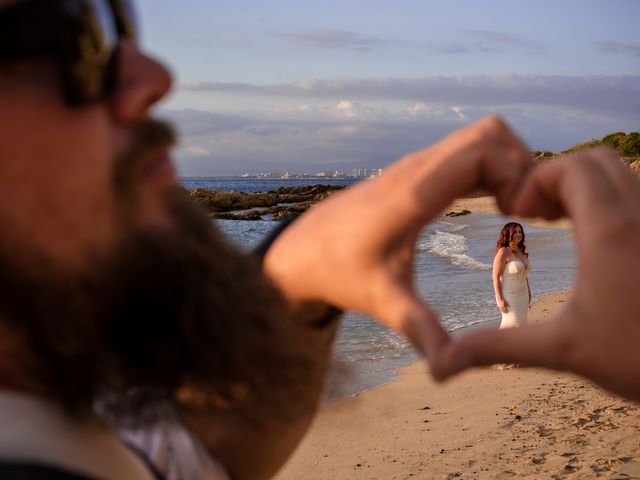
[493,222,531,330]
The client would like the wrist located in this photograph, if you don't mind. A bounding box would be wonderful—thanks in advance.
[256,218,343,330]
[289,301,343,331]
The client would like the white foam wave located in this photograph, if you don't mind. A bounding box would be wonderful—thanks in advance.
[438,221,470,233]
[419,230,491,270]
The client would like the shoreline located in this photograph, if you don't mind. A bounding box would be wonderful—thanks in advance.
[445,196,573,230]
[321,209,576,405]
[323,289,571,406]
[276,289,640,479]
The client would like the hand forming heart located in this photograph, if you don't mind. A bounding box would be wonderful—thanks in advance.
[264,116,533,359]
[433,147,640,402]
[265,116,640,402]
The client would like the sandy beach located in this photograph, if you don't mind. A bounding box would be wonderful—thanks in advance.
[276,290,640,479]
[445,196,573,230]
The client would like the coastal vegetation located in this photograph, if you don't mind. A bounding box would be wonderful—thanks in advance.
[533,131,640,173]
[562,131,640,159]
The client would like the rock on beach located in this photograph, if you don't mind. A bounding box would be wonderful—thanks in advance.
[187,184,346,221]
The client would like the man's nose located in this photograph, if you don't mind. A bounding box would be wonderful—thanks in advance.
[108,41,173,121]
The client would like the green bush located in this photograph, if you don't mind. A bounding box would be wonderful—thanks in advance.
[600,132,627,149]
[620,132,640,157]
[564,132,640,159]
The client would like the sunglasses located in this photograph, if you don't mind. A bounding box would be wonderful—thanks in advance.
[0,0,137,106]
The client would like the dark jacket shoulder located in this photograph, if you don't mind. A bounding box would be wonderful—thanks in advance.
[0,463,94,480]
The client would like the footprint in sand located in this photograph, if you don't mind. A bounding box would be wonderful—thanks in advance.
[537,424,555,438]
[495,470,517,479]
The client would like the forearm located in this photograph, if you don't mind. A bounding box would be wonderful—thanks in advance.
[493,277,504,303]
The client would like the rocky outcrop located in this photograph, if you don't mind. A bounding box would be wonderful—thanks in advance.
[269,185,345,205]
[192,184,346,221]
[189,189,280,212]
[214,210,264,221]
[445,209,472,217]
[532,151,554,163]
[270,203,315,221]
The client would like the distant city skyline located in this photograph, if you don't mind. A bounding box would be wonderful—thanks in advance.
[181,167,383,179]
[138,0,640,176]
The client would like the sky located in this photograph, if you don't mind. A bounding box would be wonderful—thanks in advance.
[136,0,640,176]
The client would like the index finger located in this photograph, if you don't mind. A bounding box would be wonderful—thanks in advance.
[512,152,637,246]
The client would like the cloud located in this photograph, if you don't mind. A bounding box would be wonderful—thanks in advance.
[274,29,391,53]
[468,29,546,52]
[164,98,639,176]
[179,75,640,114]
[427,43,470,54]
[594,40,640,57]
[272,28,543,56]
[421,30,545,56]
[166,102,465,175]
[171,74,639,175]
[159,108,253,136]
[184,146,210,156]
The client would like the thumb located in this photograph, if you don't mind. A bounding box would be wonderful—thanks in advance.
[431,319,570,381]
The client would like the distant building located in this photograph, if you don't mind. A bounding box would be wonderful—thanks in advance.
[351,168,383,179]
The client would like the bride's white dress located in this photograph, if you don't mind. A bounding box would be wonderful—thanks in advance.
[499,259,530,329]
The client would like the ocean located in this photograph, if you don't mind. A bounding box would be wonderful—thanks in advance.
[181,177,577,398]
[181,177,356,193]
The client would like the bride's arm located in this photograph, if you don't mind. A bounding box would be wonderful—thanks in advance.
[493,247,509,313]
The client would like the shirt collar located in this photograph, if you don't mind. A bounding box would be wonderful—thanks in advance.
[0,389,154,480]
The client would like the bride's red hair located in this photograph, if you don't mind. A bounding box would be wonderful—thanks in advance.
[495,222,527,256]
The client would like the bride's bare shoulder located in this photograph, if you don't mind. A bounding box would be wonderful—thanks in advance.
[495,246,510,261]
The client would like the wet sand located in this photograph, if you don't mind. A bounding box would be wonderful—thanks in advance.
[276,290,640,479]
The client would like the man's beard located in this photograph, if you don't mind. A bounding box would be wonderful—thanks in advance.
[0,120,312,425]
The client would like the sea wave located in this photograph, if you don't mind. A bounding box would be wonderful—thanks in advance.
[418,229,491,270]
[442,221,469,233]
